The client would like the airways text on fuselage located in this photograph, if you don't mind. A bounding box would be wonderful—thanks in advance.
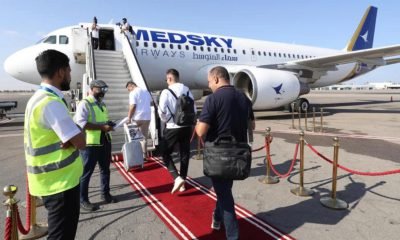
[135,29,233,48]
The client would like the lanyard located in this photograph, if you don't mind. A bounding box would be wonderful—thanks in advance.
[39,86,68,107]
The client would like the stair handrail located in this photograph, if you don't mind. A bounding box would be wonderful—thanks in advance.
[86,32,97,81]
[120,32,157,110]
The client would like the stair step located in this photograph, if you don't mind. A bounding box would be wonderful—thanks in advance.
[94,50,123,57]
[96,65,128,71]
[96,72,131,78]
[96,68,130,76]
[94,57,125,62]
[95,61,127,67]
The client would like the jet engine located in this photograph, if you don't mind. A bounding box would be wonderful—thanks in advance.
[232,67,301,110]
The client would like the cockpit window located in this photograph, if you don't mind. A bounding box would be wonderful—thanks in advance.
[59,35,69,44]
[36,37,45,44]
[43,35,57,44]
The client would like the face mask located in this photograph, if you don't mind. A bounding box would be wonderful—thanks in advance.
[95,92,105,100]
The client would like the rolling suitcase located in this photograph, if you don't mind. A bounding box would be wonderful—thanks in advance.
[122,123,144,171]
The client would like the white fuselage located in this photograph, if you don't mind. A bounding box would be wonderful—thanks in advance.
[4,24,358,91]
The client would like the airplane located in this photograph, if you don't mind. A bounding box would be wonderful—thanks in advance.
[4,5,400,113]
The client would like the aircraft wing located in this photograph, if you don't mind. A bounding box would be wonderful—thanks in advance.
[259,44,400,79]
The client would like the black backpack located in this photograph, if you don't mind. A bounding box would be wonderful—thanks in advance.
[166,88,196,126]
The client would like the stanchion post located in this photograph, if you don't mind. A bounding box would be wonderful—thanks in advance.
[320,107,324,132]
[312,107,316,132]
[21,196,43,208]
[304,108,308,131]
[298,107,301,130]
[291,103,295,129]
[19,194,48,239]
[196,136,203,160]
[320,137,348,209]
[3,185,19,240]
[259,127,279,184]
[290,131,314,196]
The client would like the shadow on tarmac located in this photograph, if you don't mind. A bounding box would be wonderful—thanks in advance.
[256,180,385,234]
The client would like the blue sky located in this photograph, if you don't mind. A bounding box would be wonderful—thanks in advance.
[1,0,399,90]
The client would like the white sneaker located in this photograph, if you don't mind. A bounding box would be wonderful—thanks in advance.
[171,177,185,194]
[211,217,221,230]
[179,184,186,192]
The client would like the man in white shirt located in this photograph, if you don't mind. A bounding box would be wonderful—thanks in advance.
[91,16,99,49]
[158,68,196,194]
[126,81,152,160]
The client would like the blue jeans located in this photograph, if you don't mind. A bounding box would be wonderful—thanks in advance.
[211,178,239,240]
[80,140,111,203]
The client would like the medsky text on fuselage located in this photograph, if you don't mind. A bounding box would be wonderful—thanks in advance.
[135,29,233,48]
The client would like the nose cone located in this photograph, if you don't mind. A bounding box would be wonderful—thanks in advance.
[3,47,40,85]
[4,52,21,79]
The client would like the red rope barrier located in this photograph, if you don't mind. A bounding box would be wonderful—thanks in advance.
[4,216,11,240]
[267,142,299,178]
[15,178,32,235]
[251,145,265,152]
[15,205,29,235]
[190,128,197,143]
[307,143,400,176]
[190,128,205,147]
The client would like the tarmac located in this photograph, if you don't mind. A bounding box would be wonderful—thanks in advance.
[1,90,400,239]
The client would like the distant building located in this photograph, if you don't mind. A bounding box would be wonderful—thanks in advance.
[315,82,400,90]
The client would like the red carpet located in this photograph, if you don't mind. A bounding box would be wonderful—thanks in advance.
[113,157,294,240]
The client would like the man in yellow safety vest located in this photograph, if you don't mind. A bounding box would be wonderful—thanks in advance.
[74,79,116,211]
[24,49,86,239]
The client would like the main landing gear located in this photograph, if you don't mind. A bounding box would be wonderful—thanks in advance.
[288,98,310,113]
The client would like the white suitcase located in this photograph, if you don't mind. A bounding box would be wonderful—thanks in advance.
[122,123,144,171]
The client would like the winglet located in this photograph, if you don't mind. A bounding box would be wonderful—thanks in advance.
[345,6,377,51]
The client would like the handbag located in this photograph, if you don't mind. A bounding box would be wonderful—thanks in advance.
[203,135,252,180]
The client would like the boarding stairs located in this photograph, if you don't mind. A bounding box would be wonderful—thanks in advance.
[93,50,130,151]
[86,32,158,153]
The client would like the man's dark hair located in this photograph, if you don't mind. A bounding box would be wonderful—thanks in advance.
[166,68,179,80]
[35,50,69,79]
[125,81,136,88]
[209,66,230,81]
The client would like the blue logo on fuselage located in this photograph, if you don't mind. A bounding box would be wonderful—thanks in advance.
[135,29,233,48]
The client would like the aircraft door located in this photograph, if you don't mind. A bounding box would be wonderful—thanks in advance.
[250,48,257,62]
[99,29,115,50]
[71,27,88,64]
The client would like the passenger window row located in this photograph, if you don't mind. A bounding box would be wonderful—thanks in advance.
[136,41,315,59]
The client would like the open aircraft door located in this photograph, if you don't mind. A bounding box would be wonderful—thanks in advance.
[71,27,88,64]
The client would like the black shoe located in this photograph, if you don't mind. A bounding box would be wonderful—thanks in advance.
[101,193,118,203]
[80,201,99,212]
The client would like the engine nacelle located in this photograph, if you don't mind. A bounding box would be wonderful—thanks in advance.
[232,67,301,110]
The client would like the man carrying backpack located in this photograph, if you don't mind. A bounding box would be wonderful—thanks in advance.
[158,68,196,194]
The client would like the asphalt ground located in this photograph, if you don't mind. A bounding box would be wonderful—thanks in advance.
[1,90,400,239]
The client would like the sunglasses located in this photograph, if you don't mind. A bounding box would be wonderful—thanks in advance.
[94,86,108,93]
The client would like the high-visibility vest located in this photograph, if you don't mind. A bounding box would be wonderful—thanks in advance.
[83,97,111,146]
[24,90,83,196]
